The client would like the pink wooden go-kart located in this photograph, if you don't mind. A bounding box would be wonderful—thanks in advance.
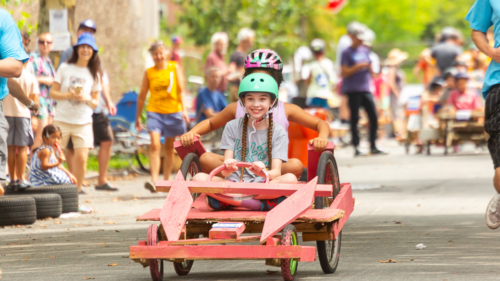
[129,138,354,281]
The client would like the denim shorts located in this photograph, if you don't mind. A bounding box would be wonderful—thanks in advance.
[146,111,186,138]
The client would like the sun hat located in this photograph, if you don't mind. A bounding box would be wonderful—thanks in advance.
[383,48,409,66]
[74,32,98,52]
[78,19,97,32]
[454,72,469,80]
[310,39,326,53]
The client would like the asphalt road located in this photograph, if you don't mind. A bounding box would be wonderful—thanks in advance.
[1,141,499,281]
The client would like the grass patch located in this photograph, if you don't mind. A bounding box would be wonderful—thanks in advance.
[86,154,149,171]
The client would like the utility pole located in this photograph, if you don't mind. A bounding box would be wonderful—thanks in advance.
[37,0,76,67]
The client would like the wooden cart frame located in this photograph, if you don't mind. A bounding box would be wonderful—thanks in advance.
[130,139,354,281]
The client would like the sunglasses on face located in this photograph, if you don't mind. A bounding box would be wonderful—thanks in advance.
[38,40,53,45]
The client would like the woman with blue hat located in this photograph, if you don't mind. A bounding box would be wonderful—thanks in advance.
[49,32,101,195]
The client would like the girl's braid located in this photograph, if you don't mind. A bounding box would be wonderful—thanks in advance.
[267,112,273,170]
[240,114,249,181]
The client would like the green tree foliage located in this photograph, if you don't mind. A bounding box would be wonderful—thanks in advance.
[173,0,327,60]
[171,0,476,62]
[1,0,35,34]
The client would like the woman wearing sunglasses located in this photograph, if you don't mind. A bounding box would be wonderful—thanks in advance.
[28,32,56,150]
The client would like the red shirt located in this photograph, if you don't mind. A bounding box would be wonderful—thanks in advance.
[205,51,228,93]
[447,89,482,110]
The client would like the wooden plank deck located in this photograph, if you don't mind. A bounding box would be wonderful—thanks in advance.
[137,193,344,223]
[155,180,333,196]
[130,245,317,262]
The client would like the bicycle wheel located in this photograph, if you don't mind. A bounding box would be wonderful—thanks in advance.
[315,151,342,274]
[136,145,150,173]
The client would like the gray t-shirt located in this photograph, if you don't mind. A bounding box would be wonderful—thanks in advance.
[220,118,288,182]
[58,46,73,69]
[431,43,463,74]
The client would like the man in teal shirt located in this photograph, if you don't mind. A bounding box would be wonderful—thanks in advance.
[0,9,34,192]
[466,0,500,229]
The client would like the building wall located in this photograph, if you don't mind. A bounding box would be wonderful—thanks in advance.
[3,0,162,102]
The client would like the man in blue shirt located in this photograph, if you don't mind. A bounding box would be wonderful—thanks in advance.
[0,9,34,192]
[467,0,500,229]
[196,67,228,123]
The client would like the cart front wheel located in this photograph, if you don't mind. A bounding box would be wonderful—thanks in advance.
[315,151,341,274]
[180,153,202,200]
[281,224,298,281]
[147,224,164,281]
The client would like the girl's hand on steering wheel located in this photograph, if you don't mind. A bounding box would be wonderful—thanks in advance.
[249,161,267,178]
[223,159,238,173]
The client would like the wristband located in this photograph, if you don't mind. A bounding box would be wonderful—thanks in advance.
[27,99,34,109]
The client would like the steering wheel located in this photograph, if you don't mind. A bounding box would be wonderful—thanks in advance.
[208,162,270,183]
[207,162,269,201]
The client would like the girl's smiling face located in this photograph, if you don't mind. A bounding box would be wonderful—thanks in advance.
[243,92,272,120]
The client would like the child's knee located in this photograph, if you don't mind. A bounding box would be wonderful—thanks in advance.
[281,173,298,184]
[192,173,209,181]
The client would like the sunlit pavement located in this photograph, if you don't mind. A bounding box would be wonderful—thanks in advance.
[1,139,499,280]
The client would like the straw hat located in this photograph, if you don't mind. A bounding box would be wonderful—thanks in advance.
[383,48,409,66]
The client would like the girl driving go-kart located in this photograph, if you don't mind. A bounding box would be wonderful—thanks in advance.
[192,72,298,211]
[181,49,330,178]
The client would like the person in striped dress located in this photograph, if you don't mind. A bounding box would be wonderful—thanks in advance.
[28,124,76,186]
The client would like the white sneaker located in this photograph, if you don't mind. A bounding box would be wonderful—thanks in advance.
[485,194,500,229]
[144,181,156,193]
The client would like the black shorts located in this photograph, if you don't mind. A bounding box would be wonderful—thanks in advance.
[484,84,500,169]
[67,113,113,149]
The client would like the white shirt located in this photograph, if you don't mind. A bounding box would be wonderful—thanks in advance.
[305,58,337,100]
[54,63,101,125]
[4,68,39,118]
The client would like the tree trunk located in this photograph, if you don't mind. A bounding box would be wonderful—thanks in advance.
[37,0,76,67]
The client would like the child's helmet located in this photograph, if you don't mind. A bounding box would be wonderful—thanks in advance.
[238,73,279,100]
[244,49,283,70]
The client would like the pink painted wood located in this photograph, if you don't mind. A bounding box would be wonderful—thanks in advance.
[159,171,193,242]
[155,181,332,197]
[209,223,246,239]
[174,137,206,160]
[329,184,354,239]
[266,237,280,246]
[159,235,261,246]
[307,142,335,181]
[130,245,317,262]
[137,194,344,223]
[260,177,318,244]
[137,206,343,223]
[208,162,270,183]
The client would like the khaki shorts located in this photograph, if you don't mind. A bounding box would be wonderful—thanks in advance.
[53,120,94,149]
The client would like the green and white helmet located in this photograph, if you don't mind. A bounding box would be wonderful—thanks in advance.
[238,73,279,100]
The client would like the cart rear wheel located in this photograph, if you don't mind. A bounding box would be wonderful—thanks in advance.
[147,224,163,281]
[173,260,193,276]
[180,153,202,200]
[315,151,341,274]
[281,224,298,281]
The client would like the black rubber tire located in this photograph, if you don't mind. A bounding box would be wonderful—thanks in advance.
[314,151,342,274]
[179,153,202,201]
[0,196,36,226]
[281,224,299,281]
[5,184,78,213]
[31,194,62,219]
